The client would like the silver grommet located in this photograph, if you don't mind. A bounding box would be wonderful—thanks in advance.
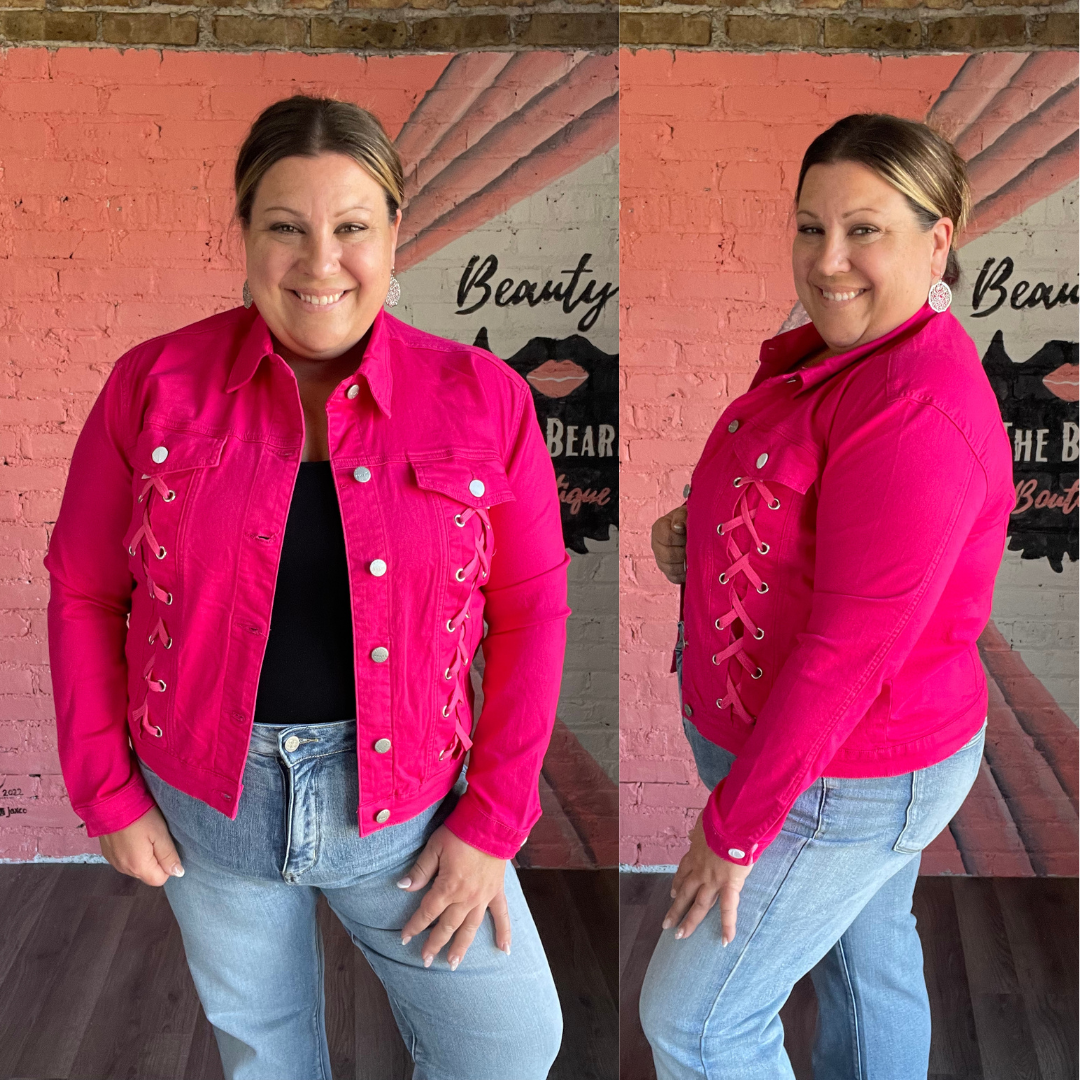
[128,546,136,556]
[752,667,763,679]
[152,726,163,737]
[156,679,166,691]
[454,514,465,527]
[446,619,455,632]
[711,654,720,665]
[156,547,167,560]
[718,573,728,584]
[714,619,722,630]
[758,542,770,555]
[444,667,452,679]
[754,628,765,640]
[757,582,769,594]
[137,494,145,504]
[768,499,781,510]
[164,637,173,649]
[164,593,173,605]
[716,523,724,535]
[455,568,466,582]
[163,490,176,502]
[716,698,724,708]
[442,705,450,717]
[733,477,743,488]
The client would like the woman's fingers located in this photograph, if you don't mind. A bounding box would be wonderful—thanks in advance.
[718,882,742,947]
[401,883,447,945]
[446,905,487,970]
[651,507,689,584]
[488,888,512,954]
[99,806,183,888]
[661,874,698,931]
[676,886,720,940]
[420,903,468,967]
[398,836,441,893]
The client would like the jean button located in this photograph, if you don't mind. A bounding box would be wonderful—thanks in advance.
[284,735,300,752]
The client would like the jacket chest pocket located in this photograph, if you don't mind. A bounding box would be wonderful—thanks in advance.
[125,426,226,743]
[410,456,515,764]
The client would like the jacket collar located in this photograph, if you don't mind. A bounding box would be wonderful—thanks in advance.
[752,303,941,395]
[225,305,394,417]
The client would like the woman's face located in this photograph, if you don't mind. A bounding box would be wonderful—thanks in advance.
[242,152,400,361]
[792,161,952,354]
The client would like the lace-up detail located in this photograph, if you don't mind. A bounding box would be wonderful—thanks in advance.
[128,472,176,737]
[712,477,780,723]
[439,506,492,760]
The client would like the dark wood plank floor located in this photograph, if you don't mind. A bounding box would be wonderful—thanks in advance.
[620,872,1078,1080]
[0,865,617,1080]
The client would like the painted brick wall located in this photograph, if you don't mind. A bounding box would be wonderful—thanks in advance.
[619,49,988,868]
[0,47,456,859]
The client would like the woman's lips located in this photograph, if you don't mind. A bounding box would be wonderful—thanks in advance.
[526,360,589,399]
[289,288,350,310]
[1043,363,1079,402]
[817,286,868,305]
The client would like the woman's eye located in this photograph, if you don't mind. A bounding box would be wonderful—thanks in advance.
[797,225,823,235]
[271,223,301,234]
[851,225,878,237]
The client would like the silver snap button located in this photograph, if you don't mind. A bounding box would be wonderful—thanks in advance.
[346,384,360,400]
[369,559,387,577]
[683,703,693,718]
[756,453,769,469]
[284,735,300,752]
[728,420,740,433]
[727,847,746,860]
[353,466,371,483]
[786,377,798,384]
[683,484,691,498]
[375,809,390,823]
[370,646,389,663]
[151,446,168,464]
[374,738,391,754]
[469,479,485,498]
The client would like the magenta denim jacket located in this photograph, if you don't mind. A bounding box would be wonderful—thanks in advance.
[681,305,1015,866]
[45,305,570,859]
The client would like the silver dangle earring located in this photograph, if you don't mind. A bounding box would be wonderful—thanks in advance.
[242,280,253,309]
[928,279,952,313]
[385,272,401,308]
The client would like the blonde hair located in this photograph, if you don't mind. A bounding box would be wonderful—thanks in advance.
[795,114,971,286]
[234,95,404,224]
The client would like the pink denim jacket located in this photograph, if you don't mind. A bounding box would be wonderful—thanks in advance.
[45,305,570,859]
[681,305,1015,866]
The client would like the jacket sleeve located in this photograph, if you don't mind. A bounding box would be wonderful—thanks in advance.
[44,354,156,838]
[702,392,988,866]
[443,386,570,859]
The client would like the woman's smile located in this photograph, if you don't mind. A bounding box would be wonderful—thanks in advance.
[816,285,869,305]
[288,287,353,310]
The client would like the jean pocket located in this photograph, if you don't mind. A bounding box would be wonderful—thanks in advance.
[892,722,986,855]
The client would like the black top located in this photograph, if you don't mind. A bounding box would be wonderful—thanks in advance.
[252,461,356,724]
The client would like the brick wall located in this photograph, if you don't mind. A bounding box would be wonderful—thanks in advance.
[621,0,1077,51]
[0,0,615,51]
[618,48,1080,868]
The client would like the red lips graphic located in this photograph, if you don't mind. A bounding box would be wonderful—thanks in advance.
[1043,363,1079,402]
[525,360,589,399]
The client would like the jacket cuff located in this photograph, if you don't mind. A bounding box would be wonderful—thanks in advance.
[443,791,531,860]
[76,774,157,839]
[702,779,759,867]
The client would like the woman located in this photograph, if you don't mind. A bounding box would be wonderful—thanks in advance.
[641,114,1015,1079]
[45,96,567,1080]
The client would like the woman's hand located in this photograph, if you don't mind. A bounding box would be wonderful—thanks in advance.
[663,812,751,944]
[651,504,688,584]
[98,805,185,887]
[398,824,511,970]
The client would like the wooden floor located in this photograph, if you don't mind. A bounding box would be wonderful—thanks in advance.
[0,864,617,1080]
[620,872,1078,1080]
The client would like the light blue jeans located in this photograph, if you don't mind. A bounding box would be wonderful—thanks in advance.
[641,628,986,1080]
[139,720,562,1080]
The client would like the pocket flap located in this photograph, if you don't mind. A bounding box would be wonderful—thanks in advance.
[731,434,819,495]
[411,456,515,509]
[133,426,226,475]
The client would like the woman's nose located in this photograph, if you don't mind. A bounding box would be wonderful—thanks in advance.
[816,230,851,276]
[300,230,341,278]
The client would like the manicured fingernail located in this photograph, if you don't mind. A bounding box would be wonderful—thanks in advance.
[674,928,684,940]
[171,865,185,877]
[722,937,729,948]
[670,888,677,899]
[501,943,511,956]
[396,877,411,889]
[661,918,672,930]
[401,935,412,946]
[423,955,432,969]
[449,957,460,972]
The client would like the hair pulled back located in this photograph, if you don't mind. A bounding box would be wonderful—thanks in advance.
[235,95,404,225]
[795,113,970,286]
